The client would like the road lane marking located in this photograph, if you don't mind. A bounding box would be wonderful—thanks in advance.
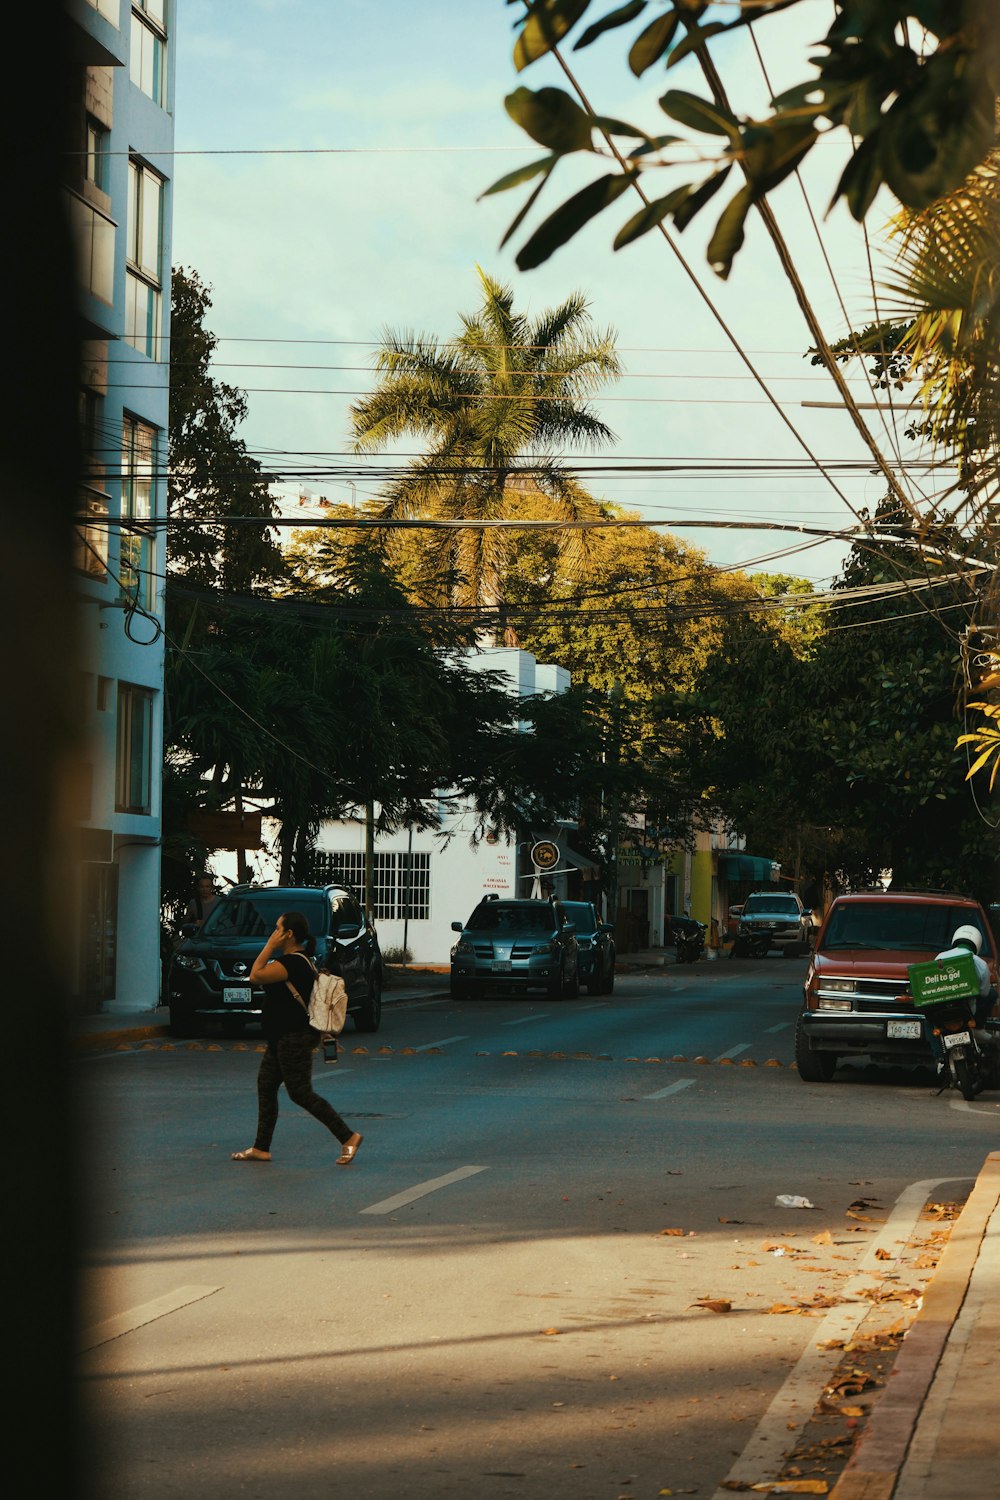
[764,1022,791,1034]
[79,1286,221,1352]
[360,1165,488,1215]
[709,1175,973,1500]
[577,1001,610,1011]
[501,1014,550,1026]
[950,1097,1000,1114]
[644,1078,696,1101]
[414,1036,469,1051]
[715,1043,752,1060]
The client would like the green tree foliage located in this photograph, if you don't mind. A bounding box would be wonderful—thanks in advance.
[489,1,1000,278]
[682,499,998,899]
[168,267,283,590]
[350,266,621,616]
[501,511,788,865]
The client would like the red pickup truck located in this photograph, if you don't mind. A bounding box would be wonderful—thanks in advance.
[795,889,999,1082]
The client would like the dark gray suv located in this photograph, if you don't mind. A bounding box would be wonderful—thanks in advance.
[450,897,580,999]
[168,884,383,1037]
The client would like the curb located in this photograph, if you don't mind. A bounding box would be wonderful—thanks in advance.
[830,1151,1000,1500]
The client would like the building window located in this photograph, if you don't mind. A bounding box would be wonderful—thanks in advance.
[120,413,157,610]
[311,850,431,921]
[130,4,167,105]
[68,192,115,304]
[125,159,163,357]
[75,489,110,577]
[85,118,110,192]
[115,683,154,813]
[75,389,109,576]
[81,862,119,1006]
[87,0,121,22]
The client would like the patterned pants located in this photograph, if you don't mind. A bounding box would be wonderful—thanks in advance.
[253,1031,354,1151]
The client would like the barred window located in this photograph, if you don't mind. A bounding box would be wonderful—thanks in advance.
[311,850,431,921]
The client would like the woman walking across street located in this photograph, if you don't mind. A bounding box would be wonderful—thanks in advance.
[231,911,363,1166]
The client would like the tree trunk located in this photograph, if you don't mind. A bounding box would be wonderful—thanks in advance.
[295,822,311,884]
[365,799,376,920]
[279,823,295,885]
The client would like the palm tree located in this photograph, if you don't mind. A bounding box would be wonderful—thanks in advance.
[350,267,622,626]
[877,152,1000,789]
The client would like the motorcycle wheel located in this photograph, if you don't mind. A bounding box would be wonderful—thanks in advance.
[951,1052,978,1102]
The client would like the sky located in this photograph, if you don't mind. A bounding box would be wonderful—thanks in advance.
[167,0,942,586]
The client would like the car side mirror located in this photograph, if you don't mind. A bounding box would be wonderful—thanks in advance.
[180,922,197,937]
[451,921,464,932]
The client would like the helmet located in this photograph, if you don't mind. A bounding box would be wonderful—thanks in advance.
[951,925,983,954]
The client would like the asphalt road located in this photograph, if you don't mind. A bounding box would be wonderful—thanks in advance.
[77,957,1000,1499]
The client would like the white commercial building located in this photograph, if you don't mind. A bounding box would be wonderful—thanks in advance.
[313,648,591,965]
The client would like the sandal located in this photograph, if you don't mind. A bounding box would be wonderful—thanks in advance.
[231,1147,271,1162]
[336,1133,363,1166]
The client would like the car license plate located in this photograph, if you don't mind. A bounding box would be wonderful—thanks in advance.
[492,961,512,973]
[223,986,251,1006]
[943,1030,971,1050]
[886,1018,922,1039]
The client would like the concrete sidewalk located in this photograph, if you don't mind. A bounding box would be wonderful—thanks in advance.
[831,1151,1000,1500]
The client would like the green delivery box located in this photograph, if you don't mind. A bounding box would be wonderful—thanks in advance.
[908,952,980,1009]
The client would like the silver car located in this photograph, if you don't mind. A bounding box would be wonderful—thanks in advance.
[734,891,811,957]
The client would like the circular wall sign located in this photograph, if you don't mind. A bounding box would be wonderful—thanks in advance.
[530,840,560,871]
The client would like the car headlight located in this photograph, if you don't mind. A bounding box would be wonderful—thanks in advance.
[822,979,856,993]
[818,997,853,1012]
[531,941,557,955]
[452,939,474,956]
[173,954,205,972]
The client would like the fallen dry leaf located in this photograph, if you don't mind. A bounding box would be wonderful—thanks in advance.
[839,1405,865,1417]
[811,1230,833,1246]
[541,1327,560,1336]
[660,1227,687,1237]
[875,1247,892,1260]
[750,1482,830,1494]
[691,1298,733,1314]
[720,1217,746,1224]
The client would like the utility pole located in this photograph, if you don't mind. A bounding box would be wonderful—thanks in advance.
[606,680,624,929]
[364,797,375,922]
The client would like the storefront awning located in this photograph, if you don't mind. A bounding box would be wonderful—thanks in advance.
[717,853,780,883]
[565,844,599,872]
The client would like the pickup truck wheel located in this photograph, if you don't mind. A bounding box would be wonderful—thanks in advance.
[795,1018,837,1081]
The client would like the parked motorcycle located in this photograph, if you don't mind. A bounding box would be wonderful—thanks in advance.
[921,992,997,1101]
[675,921,706,965]
[731,930,771,960]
